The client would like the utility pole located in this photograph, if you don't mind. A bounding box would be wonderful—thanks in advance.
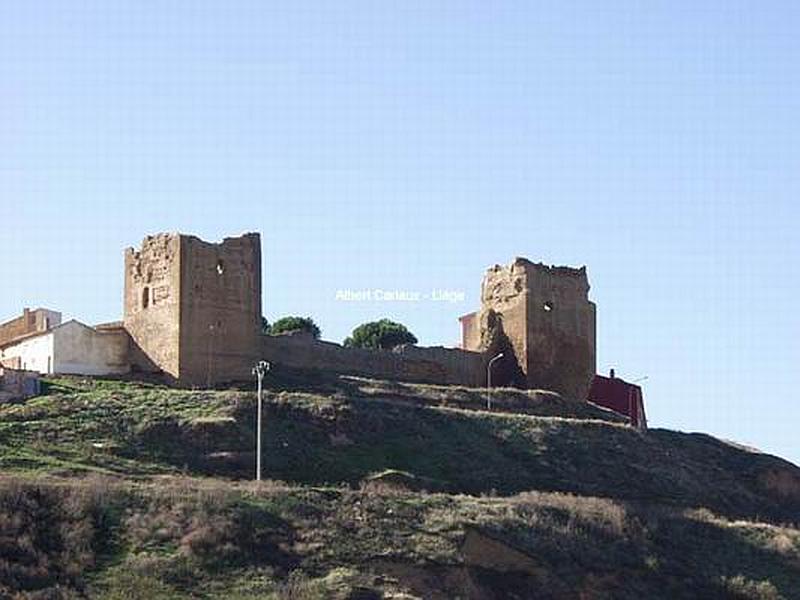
[252,360,271,481]
[486,352,504,411]
[206,324,215,389]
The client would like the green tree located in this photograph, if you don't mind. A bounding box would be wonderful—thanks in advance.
[270,316,321,339]
[261,316,271,334]
[343,319,418,350]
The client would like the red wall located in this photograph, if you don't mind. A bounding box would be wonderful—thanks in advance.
[588,374,647,429]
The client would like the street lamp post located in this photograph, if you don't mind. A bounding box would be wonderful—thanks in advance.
[206,324,215,389]
[252,360,271,481]
[486,352,504,411]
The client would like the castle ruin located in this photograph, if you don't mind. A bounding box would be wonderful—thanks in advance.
[123,233,262,385]
[460,258,596,400]
[1,232,598,400]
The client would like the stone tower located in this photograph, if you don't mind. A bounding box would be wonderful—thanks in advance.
[462,258,596,400]
[123,232,262,385]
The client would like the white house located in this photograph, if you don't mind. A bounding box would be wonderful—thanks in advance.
[0,320,130,376]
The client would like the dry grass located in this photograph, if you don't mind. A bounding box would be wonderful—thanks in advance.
[1,476,799,599]
[0,476,113,596]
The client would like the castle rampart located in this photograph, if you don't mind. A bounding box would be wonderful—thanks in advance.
[14,232,596,398]
[261,332,486,387]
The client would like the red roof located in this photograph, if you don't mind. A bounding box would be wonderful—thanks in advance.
[588,374,647,429]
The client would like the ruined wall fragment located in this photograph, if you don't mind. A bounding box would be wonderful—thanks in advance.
[469,258,596,399]
[123,233,182,380]
[123,232,262,385]
[179,233,262,385]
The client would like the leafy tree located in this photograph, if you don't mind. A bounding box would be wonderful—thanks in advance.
[261,317,271,334]
[343,319,418,350]
[269,316,321,339]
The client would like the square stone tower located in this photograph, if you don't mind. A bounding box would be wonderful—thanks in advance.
[462,258,596,400]
[124,232,262,386]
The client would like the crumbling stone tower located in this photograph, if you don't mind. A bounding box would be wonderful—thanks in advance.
[124,232,262,385]
[462,258,596,400]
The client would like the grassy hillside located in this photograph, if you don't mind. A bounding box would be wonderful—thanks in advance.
[2,476,799,599]
[1,374,799,598]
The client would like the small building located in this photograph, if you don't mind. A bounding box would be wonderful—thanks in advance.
[0,320,130,376]
[458,311,480,351]
[587,369,647,429]
[0,307,62,347]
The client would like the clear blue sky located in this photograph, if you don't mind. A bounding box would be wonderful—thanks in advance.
[1,2,798,465]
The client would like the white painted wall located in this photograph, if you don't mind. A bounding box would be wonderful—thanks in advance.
[52,321,129,376]
[0,321,131,376]
[0,332,55,374]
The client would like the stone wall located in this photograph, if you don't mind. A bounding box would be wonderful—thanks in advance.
[124,234,182,380]
[0,367,40,402]
[178,233,262,385]
[124,232,262,386]
[121,233,596,394]
[464,258,596,400]
[523,260,596,400]
[261,332,486,387]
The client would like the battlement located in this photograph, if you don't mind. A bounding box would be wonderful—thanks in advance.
[482,259,590,302]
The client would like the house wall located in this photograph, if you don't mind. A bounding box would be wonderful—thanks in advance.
[0,332,54,374]
[52,322,130,376]
[459,311,480,351]
[588,374,647,429]
[0,308,61,346]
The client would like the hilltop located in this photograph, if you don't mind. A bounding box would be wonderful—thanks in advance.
[1,374,798,598]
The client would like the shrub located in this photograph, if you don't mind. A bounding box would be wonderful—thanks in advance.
[343,319,417,350]
[721,575,783,600]
[0,478,120,595]
[269,317,321,339]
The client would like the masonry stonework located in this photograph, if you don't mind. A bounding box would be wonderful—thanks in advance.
[124,232,262,385]
[179,234,262,385]
[124,234,183,379]
[261,331,485,387]
[462,258,596,400]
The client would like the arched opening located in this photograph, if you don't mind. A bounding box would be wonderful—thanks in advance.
[142,287,150,309]
[216,259,225,275]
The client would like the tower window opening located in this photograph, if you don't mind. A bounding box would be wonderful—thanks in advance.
[543,301,553,312]
[216,260,225,275]
[142,287,150,309]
